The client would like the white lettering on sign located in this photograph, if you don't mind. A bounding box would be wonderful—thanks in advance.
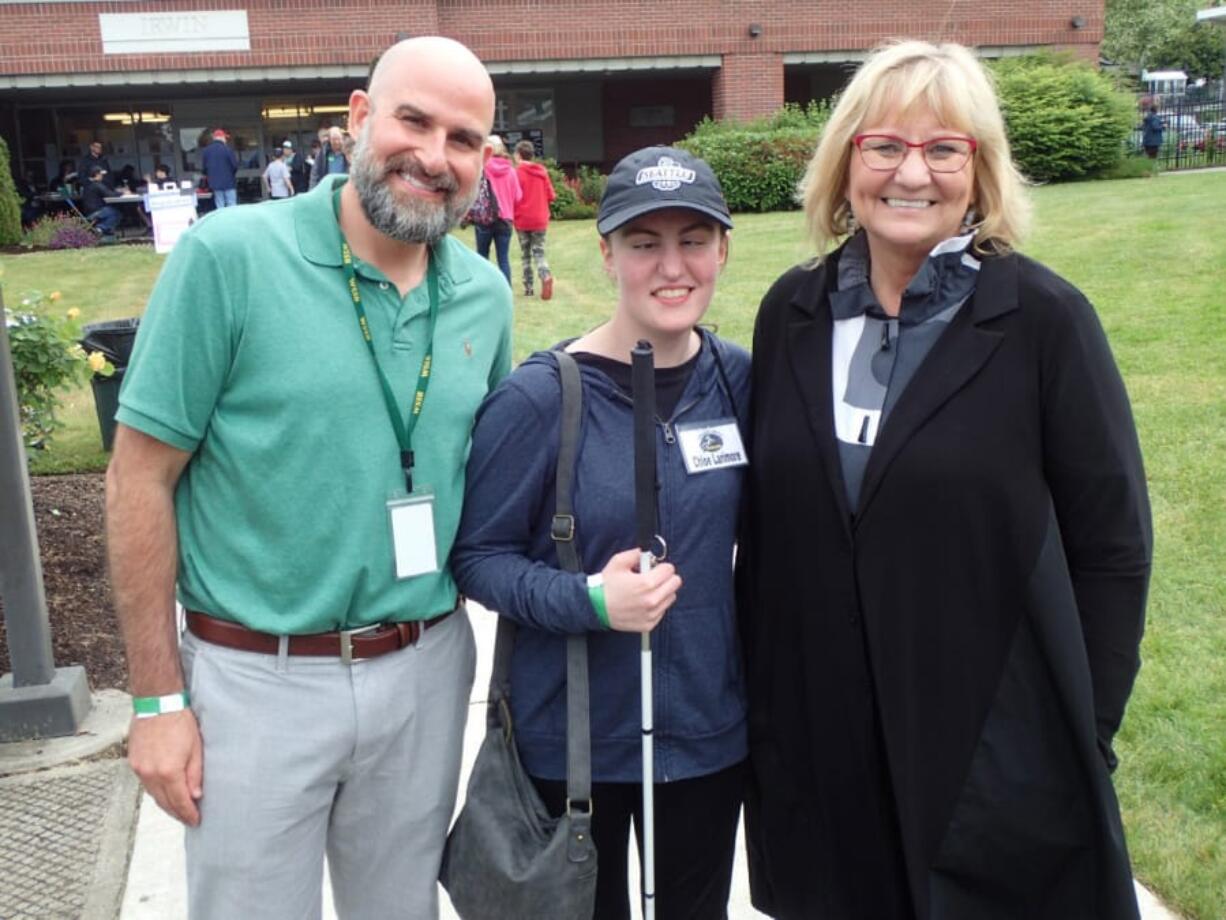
[100,11,251,55]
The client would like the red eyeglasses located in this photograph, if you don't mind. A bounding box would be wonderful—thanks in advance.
[853,134,978,173]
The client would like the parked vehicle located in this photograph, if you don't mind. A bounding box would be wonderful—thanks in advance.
[1160,113,1206,149]
[1200,121,1226,152]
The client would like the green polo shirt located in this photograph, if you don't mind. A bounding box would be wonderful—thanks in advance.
[117,176,513,633]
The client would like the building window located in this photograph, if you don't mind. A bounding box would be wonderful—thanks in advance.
[493,89,556,158]
[629,105,675,128]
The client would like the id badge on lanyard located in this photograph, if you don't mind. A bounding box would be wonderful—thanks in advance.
[335,184,441,580]
[388,491,439,579]
[675,417,749,474]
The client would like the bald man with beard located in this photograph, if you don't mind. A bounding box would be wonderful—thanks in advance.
[105,37,512,920]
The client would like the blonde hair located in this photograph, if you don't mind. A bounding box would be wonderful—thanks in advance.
[487,135,508,158]
[801,40,1030,259]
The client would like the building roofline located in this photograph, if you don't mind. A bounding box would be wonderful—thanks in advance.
[0,55,725,91]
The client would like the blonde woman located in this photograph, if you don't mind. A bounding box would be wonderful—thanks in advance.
[738,41,1151,919]
[472,135,522,284]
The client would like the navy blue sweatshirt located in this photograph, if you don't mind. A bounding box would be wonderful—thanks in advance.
[452,330,751,782]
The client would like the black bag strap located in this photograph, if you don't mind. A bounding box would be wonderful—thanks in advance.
[487,350,591,810]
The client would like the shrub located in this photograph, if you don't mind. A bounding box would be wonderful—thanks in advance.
[2,289,113,450]
[49,223,99,250]
[23,214,97,249]
[0,136,21,245]
[991,54,1135,182]
[575,165,607,205]
[543,158,585,220]
[678,101,832,212]
[1092,156,1160,180]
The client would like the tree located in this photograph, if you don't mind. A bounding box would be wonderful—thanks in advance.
[1104,0,1226,80]
[0,136,21,245]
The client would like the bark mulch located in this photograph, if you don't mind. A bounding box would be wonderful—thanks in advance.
[0,473,126,691]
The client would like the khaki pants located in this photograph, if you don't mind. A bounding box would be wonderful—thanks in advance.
[181,608,476,920]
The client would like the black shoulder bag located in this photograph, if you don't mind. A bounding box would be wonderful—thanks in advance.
[439,350,598,919]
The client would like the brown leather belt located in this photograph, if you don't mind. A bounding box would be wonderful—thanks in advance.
[185,604,457,664]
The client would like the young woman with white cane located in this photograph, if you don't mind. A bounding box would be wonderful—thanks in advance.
[453,146,750,920]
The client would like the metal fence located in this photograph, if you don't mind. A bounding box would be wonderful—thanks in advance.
[1131,93,1226,171]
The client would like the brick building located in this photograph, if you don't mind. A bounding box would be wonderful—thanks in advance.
[0,1,1103,195]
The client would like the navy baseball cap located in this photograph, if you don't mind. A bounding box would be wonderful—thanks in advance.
[596,146,733,236]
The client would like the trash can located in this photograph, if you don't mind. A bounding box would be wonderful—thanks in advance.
[81,318,140,451]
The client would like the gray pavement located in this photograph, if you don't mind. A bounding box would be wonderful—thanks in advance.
[0,612,1184,920]
[0,689,138,920]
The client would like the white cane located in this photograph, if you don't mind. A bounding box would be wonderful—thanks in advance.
[631,339,657,920]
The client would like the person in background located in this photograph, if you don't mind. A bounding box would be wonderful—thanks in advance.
[286,139,310,194]
[469,135,521,284]
[81,164,121,236]
[201,128,240,208]
[309,126,350,189]
[50,158,78,194]
[262,146,295,199]
[78,140,110,189]
[738,39,1151,920]
[106,36,511,920]
[513,140,557,299]
[1142,105,1165,160]
[17,171,42,227]
[143,163,175,188]
[454,145,749,920]
[116,164,139,193]
[305,138,321,180]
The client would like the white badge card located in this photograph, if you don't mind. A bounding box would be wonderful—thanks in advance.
[387,492,440,579]
[675,417,749,474]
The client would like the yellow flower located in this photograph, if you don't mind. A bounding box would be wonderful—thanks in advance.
[66,307,81,320]
[49,291,62,301]
[87,351,108,373]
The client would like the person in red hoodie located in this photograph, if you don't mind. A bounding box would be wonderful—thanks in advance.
[514,140,557,299]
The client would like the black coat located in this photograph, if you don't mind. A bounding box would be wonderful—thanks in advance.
[737,245,1152,920]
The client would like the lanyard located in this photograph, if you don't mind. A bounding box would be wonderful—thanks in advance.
[334,188,439,492]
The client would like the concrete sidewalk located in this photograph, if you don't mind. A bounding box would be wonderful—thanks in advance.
[1,603,1183,919]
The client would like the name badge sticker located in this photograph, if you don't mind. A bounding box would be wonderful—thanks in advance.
[675,417,749,474]
[387,491,440,579]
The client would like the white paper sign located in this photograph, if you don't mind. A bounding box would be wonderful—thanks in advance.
[149,189,197,254]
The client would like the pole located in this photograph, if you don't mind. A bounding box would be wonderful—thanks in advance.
[0,289,91,740]
[630,339,656,920]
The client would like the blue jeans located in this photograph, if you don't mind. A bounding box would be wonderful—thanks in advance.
[89,205,121,234]
[474,219,512,285]
[213,187,238,208]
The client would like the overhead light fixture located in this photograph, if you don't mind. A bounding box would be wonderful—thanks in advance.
[1070,16,1086,29]
[748,23,762,38]
[102,111,169,124]
[262,104,349,120]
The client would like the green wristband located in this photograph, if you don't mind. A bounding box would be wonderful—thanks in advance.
[586,574,611,629]
[132,691,190,719]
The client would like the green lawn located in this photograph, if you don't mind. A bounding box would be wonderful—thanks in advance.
[2,173,1224,917]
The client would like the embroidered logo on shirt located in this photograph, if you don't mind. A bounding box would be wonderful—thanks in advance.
[635,156,695,192]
